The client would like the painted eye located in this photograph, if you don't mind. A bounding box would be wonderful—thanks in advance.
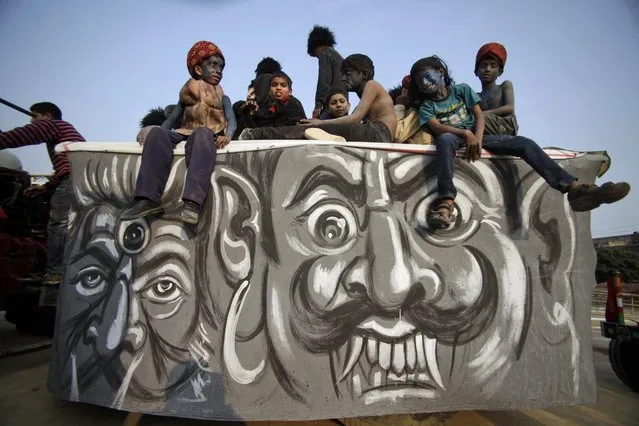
[117,218,150,255]
[74,267,106,297]
[142,278,183,304]
[306,204,357,248]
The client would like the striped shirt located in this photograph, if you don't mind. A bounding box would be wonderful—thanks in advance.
[0,119,85,189]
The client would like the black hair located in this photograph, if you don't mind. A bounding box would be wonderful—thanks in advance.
[388,84,403,104]
[407,55,455,109]
[341,54,375,81]
[271,71,293,89]
[139,107,166,128]
[307,25,336,56]
[30,102,62,120]
[325,88,348,105]
[255,57,282,75]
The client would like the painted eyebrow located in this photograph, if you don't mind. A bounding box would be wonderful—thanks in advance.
[388,155,490,200]
[286,166,364,210]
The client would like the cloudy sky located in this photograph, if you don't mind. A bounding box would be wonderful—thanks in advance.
[0,0,637,237]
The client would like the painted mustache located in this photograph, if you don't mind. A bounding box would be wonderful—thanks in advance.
[289,255,498,353]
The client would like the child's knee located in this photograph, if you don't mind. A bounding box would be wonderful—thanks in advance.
[436,133,459,148]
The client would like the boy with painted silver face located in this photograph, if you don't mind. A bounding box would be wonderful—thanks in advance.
[408,55,630,229]
[122,40,236,225]
[475,42,518,136]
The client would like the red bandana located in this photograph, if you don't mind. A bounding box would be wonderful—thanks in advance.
[187,41,224,79]
[475,42,507,70]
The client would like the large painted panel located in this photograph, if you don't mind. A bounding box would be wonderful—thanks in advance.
[48,141,601,421]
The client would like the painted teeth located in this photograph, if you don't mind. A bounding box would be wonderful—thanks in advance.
[366,336,378,364]
[338,332,445,391]
[378,341,391,370]
[391,342,405,374]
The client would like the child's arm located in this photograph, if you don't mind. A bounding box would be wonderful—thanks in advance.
[223,95,237,140]
[314,52,332,117]
[303,81,380,126]
[283,98,308,126]
[161,102,182,130]
[0,120,59,149]
[179,79,200,106]
[483,80,515,116]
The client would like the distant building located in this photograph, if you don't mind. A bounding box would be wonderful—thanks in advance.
[594,232,639,249]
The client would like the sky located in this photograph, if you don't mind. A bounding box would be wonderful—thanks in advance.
[0,0,638,238]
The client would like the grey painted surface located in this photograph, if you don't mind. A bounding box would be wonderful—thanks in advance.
[47,144,601,421]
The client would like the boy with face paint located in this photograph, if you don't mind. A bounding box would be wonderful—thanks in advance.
[122,41,236,225]
[408,55,630,229]
[239,54,397,143]
[475,43,519,136]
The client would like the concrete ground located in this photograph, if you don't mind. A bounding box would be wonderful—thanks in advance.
[1,315,638,426]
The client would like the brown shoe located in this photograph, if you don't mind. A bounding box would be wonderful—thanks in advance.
[179,200,201,225]
[42,273,61,286]
[568,182,630,212]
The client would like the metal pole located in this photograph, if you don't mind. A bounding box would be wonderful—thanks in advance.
[0,97,34,117]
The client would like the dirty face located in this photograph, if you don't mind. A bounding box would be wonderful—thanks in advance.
[262,147,527,407]
[56,205,200,404]
[475,57,502,84]
[196,56,225,85]
[341,68,366,92]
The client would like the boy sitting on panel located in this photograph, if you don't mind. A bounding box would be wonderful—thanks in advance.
[320,89,351,119]
[475,42,519,136]
[239,54,396,143]
[390,76,434,144]
[121,40,236,225]
[233,57,284,136]
[235,71,306,132]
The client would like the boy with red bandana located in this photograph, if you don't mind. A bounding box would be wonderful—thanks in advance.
[122,40,236,225]
[475,42,519,136]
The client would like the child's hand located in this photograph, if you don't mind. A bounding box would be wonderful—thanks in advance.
[464,131,482,161]
[216,136,230,149]
[298,118,321,126]
[312,108,322,119]
[396,88,410,107]
[136,125,159,146]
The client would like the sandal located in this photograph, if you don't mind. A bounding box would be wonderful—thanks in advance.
[428,200,456,229]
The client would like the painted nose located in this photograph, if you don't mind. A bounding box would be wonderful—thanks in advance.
[366,213,440,311]
[91,257,132,357]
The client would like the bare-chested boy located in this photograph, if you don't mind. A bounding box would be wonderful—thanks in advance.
[122,40,236,225]
[239,54,397,143]
[475,42,519,136]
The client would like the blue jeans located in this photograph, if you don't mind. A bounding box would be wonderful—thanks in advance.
[47,176,72,276]
[435,133,577,199]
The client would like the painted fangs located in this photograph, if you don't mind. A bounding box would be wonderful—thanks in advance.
[424,336,445,390]
[338,332,445,392]
[339,335,364,382]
